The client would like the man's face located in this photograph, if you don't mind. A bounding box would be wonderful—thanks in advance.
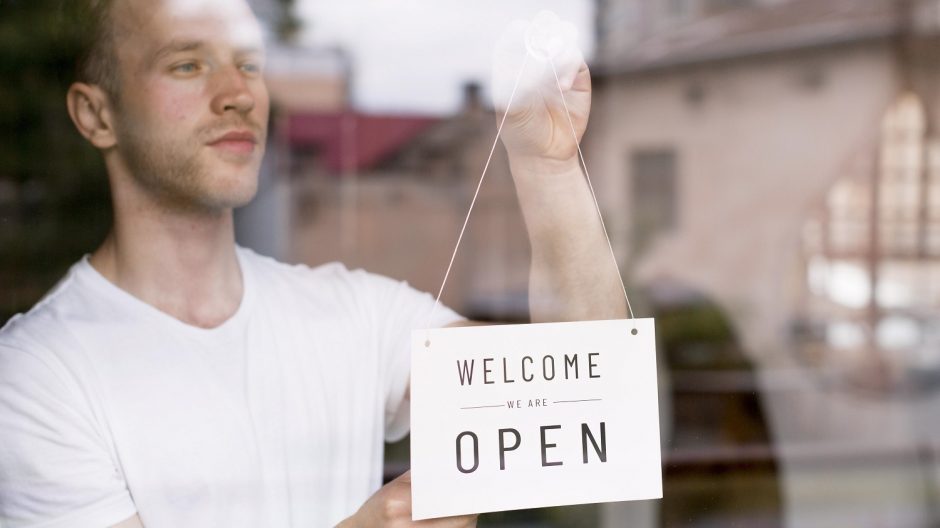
[108,0,269,212]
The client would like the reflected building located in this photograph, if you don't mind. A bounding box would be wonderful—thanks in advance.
[800,93,940,393]
[279,83,531,323]
[235,43,350,261]
[588,0,940,526]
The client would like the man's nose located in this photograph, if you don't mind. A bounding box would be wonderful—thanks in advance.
[210,66,256,115]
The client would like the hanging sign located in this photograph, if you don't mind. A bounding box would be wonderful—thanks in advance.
[409,318,662,520]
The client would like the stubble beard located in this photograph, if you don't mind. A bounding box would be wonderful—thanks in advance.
[117,117,264,215]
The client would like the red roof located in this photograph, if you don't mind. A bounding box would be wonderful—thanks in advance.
[286,112,439,173]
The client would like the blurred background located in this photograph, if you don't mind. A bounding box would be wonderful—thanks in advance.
[3,0,940,526]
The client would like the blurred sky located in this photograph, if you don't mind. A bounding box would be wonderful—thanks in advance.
[296,0,595,114]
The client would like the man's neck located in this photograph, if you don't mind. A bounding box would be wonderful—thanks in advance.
[90,206,244,330]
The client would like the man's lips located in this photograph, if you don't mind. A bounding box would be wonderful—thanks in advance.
[207,130,259,155]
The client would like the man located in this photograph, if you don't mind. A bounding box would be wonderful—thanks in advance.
[0,0,625,526]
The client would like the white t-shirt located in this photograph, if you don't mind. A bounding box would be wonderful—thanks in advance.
[0,247,462,528]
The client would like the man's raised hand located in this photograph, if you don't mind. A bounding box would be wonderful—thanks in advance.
[492,11,590,163]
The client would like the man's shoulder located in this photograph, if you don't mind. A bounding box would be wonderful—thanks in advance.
[239,248,421,319]
[0,261,86,356]
[0,270,95,389]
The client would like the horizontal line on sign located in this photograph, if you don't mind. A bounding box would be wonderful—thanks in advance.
[553,398,603,404]
[460,404,504,410]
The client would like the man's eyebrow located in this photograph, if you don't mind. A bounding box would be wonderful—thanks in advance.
[149,40,206,64]
[148,40,265,64]
[234,45,265,57]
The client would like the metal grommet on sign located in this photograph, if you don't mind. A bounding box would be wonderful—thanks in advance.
[631,328,638,336]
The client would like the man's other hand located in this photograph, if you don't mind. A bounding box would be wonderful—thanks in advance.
[111,514,144,527]
[337,471,478,527]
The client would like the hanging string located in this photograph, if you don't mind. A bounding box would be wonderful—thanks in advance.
[423,50,637,342]
[423,54,530,335]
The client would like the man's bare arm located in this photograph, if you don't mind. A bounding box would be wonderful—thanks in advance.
[499,60,627,323]
[510,154,627,323]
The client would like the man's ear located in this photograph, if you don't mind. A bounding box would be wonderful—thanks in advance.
[66,82,118,149]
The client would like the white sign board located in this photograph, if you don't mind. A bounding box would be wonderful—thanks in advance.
[410,318,662,520]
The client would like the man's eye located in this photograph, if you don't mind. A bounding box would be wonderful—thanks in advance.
[171,62,200,74]
[240,62,262,75]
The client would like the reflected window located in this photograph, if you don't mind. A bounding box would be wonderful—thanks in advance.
[799,93,940,392]
[631,149,679,253]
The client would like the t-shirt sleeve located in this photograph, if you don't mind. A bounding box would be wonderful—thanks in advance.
[0,345,137,528]
[347,270,464,442]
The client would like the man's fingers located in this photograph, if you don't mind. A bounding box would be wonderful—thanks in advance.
[492,12,585,114]
[413,514,478,528]
[382,472,414,522]
[386,471,479,527]
[572,62,591,93]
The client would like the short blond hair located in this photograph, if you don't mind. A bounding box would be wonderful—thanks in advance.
[74,0,120,101]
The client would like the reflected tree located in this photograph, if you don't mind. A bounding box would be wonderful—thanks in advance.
[0,1,111,324]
